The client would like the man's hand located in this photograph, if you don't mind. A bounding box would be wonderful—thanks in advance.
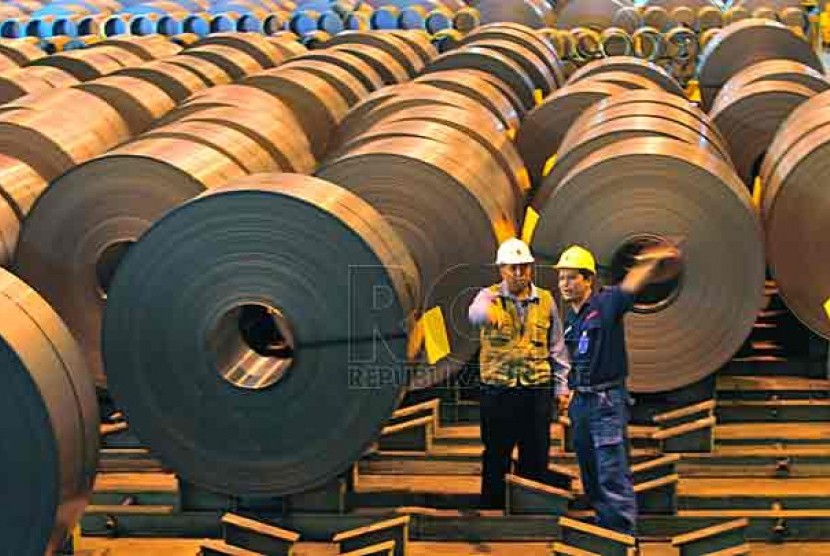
[635,244,683,283]
[481,289,504,328]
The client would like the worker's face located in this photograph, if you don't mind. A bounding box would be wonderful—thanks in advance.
[558,268,592,303]
[499,263,532,295]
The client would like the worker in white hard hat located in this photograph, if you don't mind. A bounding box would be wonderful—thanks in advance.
[468,237,571,510]
[554,243,681,537]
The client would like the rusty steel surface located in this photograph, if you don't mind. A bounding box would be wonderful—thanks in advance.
[718,59,830,97]
[184,44,266,81]
[279,59,372,106]
[76,75,178,136]
[454,37,556,94]
[190,32,288,68]
[329,43,410,85]
[102,174,418,496]
[115,59,209,103]
[97,35,183,61]
[0,267,98,555]
[289,49,386,92]
[531,137,765,393]
[0,154,46,266]
[327,31,425,77]
[166,53,234,87]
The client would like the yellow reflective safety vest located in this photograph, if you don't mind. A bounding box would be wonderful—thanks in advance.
[479,284,553,387]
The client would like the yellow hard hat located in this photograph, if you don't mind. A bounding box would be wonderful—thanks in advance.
[553,245,596,274]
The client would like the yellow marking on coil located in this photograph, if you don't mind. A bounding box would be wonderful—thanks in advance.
[521,206,540,245]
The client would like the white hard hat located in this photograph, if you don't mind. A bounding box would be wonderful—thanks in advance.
[496,237,534,265]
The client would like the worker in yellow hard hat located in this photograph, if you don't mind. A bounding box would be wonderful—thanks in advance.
[467,237,571,510]
[554,243,681,537]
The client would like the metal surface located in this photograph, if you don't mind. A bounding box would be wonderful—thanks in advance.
[414,69,522,132]
[697,18,823,111]
[76,75,177,136]
[245,67,351,159]
[473,0,555,28]
[164,54,235,87]
[718,59,830,97]
[288,50,385,92]
[567,56,685,97]
[758,90,830,340]
[102,173,418,496]
[555,0,627,30]
[711,80,817,188]
[0,154,46,266]
[0,88,129,181]
[453,38,556,95]
[0,267,98,555]
[279,59,371,107]
[329,43,410,85]
[327,31,424,77]
[0,65,79,104]
[572,69,664,91]
[97,35,183,61]
[29,47,130,81]
[114,59,210,103]
[517,80,626,188]
[191,32,288,68]
[612,7,643,35]
[424,47,537,112]
[531,137,765,393]
[318,126,521,388]
[460,23,565,88]
[185,44,266,81]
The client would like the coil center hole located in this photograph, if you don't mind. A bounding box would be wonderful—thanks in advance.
[209,303,295,390]
[610,234,683,314]
[96,240,134,300]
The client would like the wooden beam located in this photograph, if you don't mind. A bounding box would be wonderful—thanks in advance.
[654,400,716,424]
[222,513,299,556]
[200,539,263,556]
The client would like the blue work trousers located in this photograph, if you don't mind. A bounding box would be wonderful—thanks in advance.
[569,386,637,535]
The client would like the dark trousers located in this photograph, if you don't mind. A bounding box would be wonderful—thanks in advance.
[569,386,637,535]
[479,384,553,509]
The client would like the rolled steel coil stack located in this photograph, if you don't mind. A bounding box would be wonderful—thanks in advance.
[313,23,559,386]
[0,267,99,555]
[527,86,765,393]
[709,59,829,189]
[101,172,420,497]
[696,18,823,110]
[14,32,311,387]
[758,90,830,341]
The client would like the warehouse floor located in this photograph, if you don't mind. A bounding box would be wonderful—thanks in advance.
[76,538,830,555]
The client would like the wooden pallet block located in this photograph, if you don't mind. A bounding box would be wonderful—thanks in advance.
[551,541,601,556]
[653,416,716,453]
[378,415,434,452]
[671,518,749,556]
[504,473,573,516]
[388,399,441,430]
[558,516,636,556]
[287,468,355,513]
[332,515,409,556]
[338,539,396,555]
[632,454,681,484]
[200,539,264,555]
[222,513,300,556]
[634,473,679,515]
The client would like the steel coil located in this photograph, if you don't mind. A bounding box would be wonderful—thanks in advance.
[29,47,130,80]
[517,80,626,188]
[0,88,128,181]
[632,25,666,61]
[96,35,183,61]
[191,32,288,68]
[166,53,234,86]
[696,5,723,31]
[184,43,266,80]
[711,80,817,188]
[244,67,351,159]
[414,69,522,132]
[76,74,177,136]
[115,59,210,103]
[102,173,418,495]
[459,23,565,88]
[329,43,410,85]
[554,0,625,30]
[280,59,371,106]
[474,0,555,29]
[327,31,424,77]
[568,56,685,96]
[758,91,830,339]
[643,5,673,31]
[612,6,642,34]
[384,30,439,65]
[531,136,764,393]
[424,47,537,112]
[0,154,46,266]
[317,129,520,385]
[0,268,98,554]
[697,18,822,110]
[288,49,385,92]
[0,65,79,104]
[600,27,633,57]
[0,37,45,65]
[717,59,830,97]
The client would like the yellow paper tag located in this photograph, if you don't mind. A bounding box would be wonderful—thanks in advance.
[752,176,763,209]
[533,89,544,106]
[72,524,82,547]
[506,127,517,141]
[421,307,450,365]
[824,298,830,321]
[515,167,531,192]
[542,154,558,178]
[686,79,701,103]
[521,206,540,245]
